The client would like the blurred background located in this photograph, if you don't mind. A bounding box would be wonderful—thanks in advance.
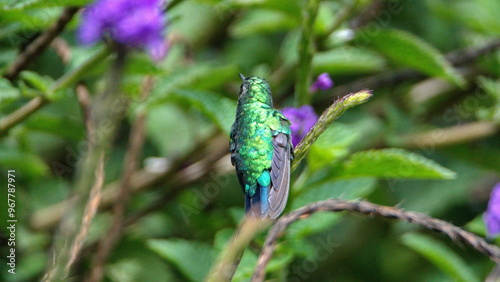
[0,0,499,281]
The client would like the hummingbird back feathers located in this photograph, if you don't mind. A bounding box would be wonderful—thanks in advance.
[230,75,293,219]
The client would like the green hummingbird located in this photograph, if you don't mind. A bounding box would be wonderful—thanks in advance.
[230,75,293,218]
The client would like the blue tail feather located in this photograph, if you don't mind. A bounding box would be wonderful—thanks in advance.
[245,184,270,218]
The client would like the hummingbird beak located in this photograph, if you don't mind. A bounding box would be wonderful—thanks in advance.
[238,73,246,81]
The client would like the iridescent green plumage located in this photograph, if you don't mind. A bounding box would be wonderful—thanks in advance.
[230,76,293,218]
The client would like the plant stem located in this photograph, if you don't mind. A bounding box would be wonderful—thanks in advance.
[0,96,48,134]
[251,199,500,281]
[4,7,80,80]
[295,0,320,106]
[43,46,128,282]
[0,46,111,135]
[292,89,373,171]
[206,217,271,282]
[50,46,111,93]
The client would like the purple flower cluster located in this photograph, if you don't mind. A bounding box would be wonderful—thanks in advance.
[310,73,333,92]
[78,0,168,60]
[282,105,318,147]
[485,183,500,237]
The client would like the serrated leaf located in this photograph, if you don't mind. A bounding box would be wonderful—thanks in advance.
[230,9,297,37]
[337,149,455,179]
[308,122,361,171]
[360,29,466,87]
[313,47,386,75]
[148,238,213,282]
[402,233,480,282]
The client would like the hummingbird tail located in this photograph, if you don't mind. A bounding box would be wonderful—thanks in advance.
[245,184,270,218]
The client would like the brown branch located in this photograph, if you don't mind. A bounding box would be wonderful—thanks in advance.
[5,7,80,80]
[64,153,105,274]
[76,84,93,135]
[31,132,230,231]
[123,135,230,227]
[86,76,153,282]
[314,38,500,105]
[395,121,498,149]
[252,199,500,281]
[51,38,72,65]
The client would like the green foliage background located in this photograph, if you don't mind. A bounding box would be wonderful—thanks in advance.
[0,0,499,281]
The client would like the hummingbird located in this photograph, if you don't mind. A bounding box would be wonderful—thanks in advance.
[230,75,293,219]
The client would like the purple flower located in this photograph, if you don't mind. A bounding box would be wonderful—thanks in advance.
[485,183,500,237]
[282,105,318,147]
[310,73,333,92]
[78,0,168,60]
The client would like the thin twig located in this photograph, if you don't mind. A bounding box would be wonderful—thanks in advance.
[51,38,72,65]
[123,134,230,227]
[4,7,80,80]
[65,153,105,274]
[252,199,500,281]
[0,96,49,134]
[395,121,498,149]
[86,76,153,282]
[31,133,229,231]
[76,84,93,135]
[315,38,500,105]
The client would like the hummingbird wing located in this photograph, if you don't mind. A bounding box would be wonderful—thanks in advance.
[268,132,292,218]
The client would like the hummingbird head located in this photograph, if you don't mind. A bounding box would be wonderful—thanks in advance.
[238,75,273,106]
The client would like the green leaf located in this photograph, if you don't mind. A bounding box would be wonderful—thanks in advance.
[0,77,21,105]
[230,9,297,37]
[107,240,177,282]
[148,238,213,282]
[161,89,237,135]
[402,233,480,282]
[360,29,466,87]
[337,148,455,179]
[307,122,361,171]
[313,47,387,75]
[1,0,88,10]
[464,214,487,237]
[0,149,48,178]
[146,63,237,106]
[477,76,500,100]
[24,112,84,140]
[20,71,53,94]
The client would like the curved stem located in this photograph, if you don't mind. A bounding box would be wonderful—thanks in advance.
[251,199,500,281]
